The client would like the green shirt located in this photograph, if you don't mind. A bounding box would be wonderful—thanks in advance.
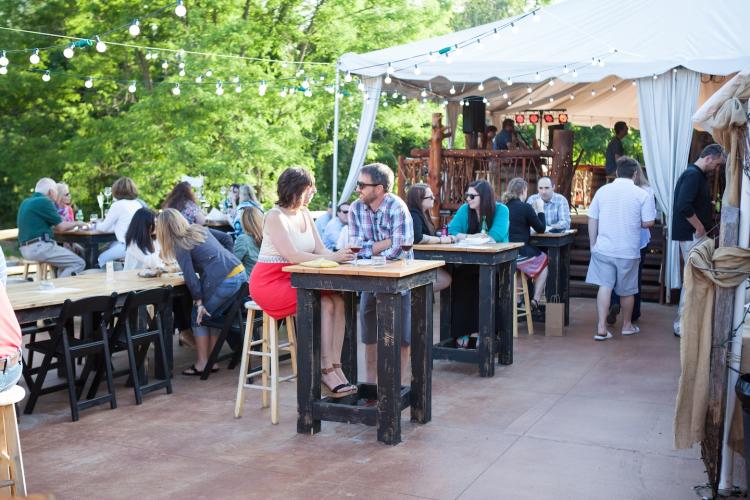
[17,193,62,243]
[447,201,510,243]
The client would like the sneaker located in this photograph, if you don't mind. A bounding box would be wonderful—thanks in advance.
[673,322,681,337]
[606,304,620,325]
[594,331,613,341]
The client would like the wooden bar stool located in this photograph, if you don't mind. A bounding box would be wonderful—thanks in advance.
[21,260,53,282]
[513,269,534,337]
[0,385,27,496]
[234,301,297,424]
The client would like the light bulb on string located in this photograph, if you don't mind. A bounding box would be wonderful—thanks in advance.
[216,81,224,96]
[235,84,242,93]
[129,19,141,37]
[506,77,513,86]
[482,97,488,104]
[301,78,310,89]
[0,67,7,76]
[478,82,484,91]
[428,51,436,63]
[533,10,541,22]
[569,93,575,100]
[84,77,93,89]
[279,88,287,97]
[413,65,421,75]
[178,62,185,69]
[548,79,555,86]
[449,84,456,95]
[386,63,394,74]
[231,76,239,84]
[442,99,448,106]
[178,69,186,77]
[63,44,75,59]
[175,0,187,17]
[590,88,596,96]
[42,71,50,82]
[492,28,500,40]
[128,81,137,93]
[632,80,637,86]
[653,74,658,80]
[611,85,617,92]
[444,53,452,64]
[344,72,352,82]
[502,92,508,99]
[507,99,512,106]
[358,81,365,92]
[459,99,465,106]
[598,59,604,67]
[29,49,40,65]
[526,86,532,94]
[384,75,392,84]
[205,70,213,77]
[562,65,569,74]
[572,69,578,78]
[454,44,462,56]
[304,88,312,97]
[95,36,107,53]
[420,89,427,98]
[195,75,203,83]
[528,97,533,105]
[145,51,153,60]
[549,96,554,103]
[475,39,483,51]
[511,22,519,33]
[172,83,181,95]
[258,81,268,96]
[162,61,169,70]
[391,91,398,99]
[534,72,541,81]
[0,51,8,67]
[591,57,597,66]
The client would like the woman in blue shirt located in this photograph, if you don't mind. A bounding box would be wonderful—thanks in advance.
[448,180,509,242]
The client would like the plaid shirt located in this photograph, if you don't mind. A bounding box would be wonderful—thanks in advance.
[348,194,414,259]
[526,192,570,230]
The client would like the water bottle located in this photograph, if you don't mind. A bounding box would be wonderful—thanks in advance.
[481,216,488,235]
[442,225,448,237]
[75,209,84,222]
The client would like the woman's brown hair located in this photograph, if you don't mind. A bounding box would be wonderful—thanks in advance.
[162,181,198,211]
[406,183,435,235]
[501,177,528,204]
[112,177,138,200]
[240,206,264,247]
[277,167,314,208]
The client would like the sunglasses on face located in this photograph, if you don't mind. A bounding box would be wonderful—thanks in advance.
[422,195,434,200]
[357,181,380,190]
[339,209,349,214]
[465,193,478,201]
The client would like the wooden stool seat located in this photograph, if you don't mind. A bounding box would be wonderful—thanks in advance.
[234,302,297,424]
[513,269,534,337]
[0,385,26,496]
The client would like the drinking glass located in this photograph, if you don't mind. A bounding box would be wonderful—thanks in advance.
[89,214,98,224]
[401,236,414,265]
[349,237,363,266]
[103,186,112,206]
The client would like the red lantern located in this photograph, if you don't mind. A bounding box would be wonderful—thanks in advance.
[543,113,554,123]
[558,113,569,124]
[514,114,525,124]
[529,114,539,124]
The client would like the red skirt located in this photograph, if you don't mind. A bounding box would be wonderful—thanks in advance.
[517,253,548,279]
[249,262,296,320]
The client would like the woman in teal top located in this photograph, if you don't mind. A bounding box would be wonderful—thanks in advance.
[448,180,509,242]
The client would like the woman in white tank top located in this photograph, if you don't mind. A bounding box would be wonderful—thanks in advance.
[250,168,356,398]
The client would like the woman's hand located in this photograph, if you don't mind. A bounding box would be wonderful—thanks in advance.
[439,235,454,244]
[532,199,545,214]
[455,233,467,241]
[195,304,211,325]
[330,248,355,263]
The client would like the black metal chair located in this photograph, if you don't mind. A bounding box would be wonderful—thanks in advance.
[199,284,249,380]
[109,287,174,404]
[24,294,118,422]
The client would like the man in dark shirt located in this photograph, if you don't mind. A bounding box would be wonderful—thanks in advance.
[494,119,517,150]
[671,144,726,336]
[604,121,628,177]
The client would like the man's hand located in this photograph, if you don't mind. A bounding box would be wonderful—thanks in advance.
[694,224,706,239]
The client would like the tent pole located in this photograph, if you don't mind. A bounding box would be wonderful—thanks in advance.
[332,65,341,211]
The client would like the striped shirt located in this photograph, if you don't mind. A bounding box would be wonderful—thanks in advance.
[348,194,414,259]
[526,192,570,230]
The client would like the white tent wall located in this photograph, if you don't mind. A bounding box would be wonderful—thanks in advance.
[445,101,460,149]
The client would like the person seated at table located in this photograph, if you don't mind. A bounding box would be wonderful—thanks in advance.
[503,178,549,309]
[448,180,509,243]
[314,201,333,236]
[0,283,22,391]
[223,183,241,216]
[322,202,350,251]
[250,167,356,397]
[17,177,85,277]
[94,177,143,269]
[124,208,165,271]
[406,183,452,292]
[526,176,571,231]
[163,181,207,225]
[232,184,263,235]
[233,205,263,280]
[157,208,246,375]
[55,183,75,222]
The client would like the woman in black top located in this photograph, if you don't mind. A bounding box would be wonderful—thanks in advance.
[502,177,549,308]
[406,183,452,292]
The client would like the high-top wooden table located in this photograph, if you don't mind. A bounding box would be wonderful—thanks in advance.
[285,259,443,445]
[54,229,117,269]
[9,270,186,377]
[413,242,522,376]
[528,230,577,326]
[205,219,233,233]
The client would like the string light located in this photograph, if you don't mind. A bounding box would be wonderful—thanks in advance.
[0,51,8,67]
[532,10,541,22]
[502,92,508,99]
[95,36,107,53]
[384,75,392,84]
[591,57,597,66]
[598,59,605,67]
[215,80,224,96]
[161,60,169,70]
[482,97,488,104]
[304,88,312,97]
[572,69,578,78]
[301,78,310,89]
[235,83,242,93]
[528,97,533,105]
[205,70,213,77]
[0,66,6,75]
[459,99,464,106]
[449,84,456,94]
[128,81,137,93]
[172,83,181,95]
[391,90,398,99]
[507,99,512,106]
[653,74,658,80]
[569,93,575,100]
[129,19,141,37]
[562,65,569,74]
[413,65,421,75]
[344,71,352,82]
[428,51,436,63]
[42,70,50,82]
[511,22,519,33]
[548,79,555,86]
[506,77,513,85]
[454,44,462,56]
[178,68,186,77]
[632,80,637,86]
[84,77,93,88]
[174,0,187,17]
[29,49,40,65]
[258,81,267,96]
[526,86,532,94]
[445,53,453,64]
[549,96,554,102]
[279,87,287,97]
[534,72,541,81]
[63,43,75,59]
[420,89,427,98]
[358,81,365,92]
[492,28,500,40]
[195,75,203,83]
[611,84,617,92]
[475,39,483,51]
[386,63,394,74]
[478,82,484,91]
[590,88,596,96]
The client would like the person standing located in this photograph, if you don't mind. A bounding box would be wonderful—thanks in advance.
[348,163,414,382]
[604,122,628,178]
[17,178,85,277]
[485,125,498,150]
[671,144,726,337]
[526,176,571,231]
[586,157,655,341]
[0,283,22,391]
[322,203,350,251]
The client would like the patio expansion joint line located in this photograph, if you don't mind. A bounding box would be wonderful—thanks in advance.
[518,434,703,461]
[452,433,524,500]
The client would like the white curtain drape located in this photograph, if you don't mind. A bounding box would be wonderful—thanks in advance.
[446,101,460,149]
[637,69,701,290]
[338,76,382,203]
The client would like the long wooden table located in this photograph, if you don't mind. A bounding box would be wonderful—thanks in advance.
[54,229,117,269]
[528,230,577,326]
[285,259,443,445]
[413,242,522,376]
[9,270,186,377]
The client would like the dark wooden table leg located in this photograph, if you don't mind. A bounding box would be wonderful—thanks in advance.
[342,291,358,386]
[376,292,402,445]
[84,243,98,270]
[410,283,432,424]
[478,265,496,377]
[546,245,561,304]
[439,267,452,343]
[156,298,174,379]
[297,288,322,435]
[561,243,571,326]
[497,260,514,366]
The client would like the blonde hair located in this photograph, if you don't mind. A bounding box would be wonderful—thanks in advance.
[56,183,70,202]
[635,164,651,188]
[112,176,138,200]
[502,177,528,204]
[156,208,208,260]
[240,206,264,247]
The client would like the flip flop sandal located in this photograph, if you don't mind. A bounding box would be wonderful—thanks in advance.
[182,364,204,376]
[621,325,640,336]
[593,331,613,341]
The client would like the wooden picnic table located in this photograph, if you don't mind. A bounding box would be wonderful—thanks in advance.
[285,259,443,445]
[528,229,578,326]
[54,229,117,269]
[413,242,522,376]
[9,270,186,377]
[205,219,233,233]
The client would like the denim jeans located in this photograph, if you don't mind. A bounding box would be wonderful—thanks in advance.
[192,272,246,335]
[0,359,22,392]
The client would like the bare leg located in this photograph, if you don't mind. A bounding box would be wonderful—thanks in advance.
[365,344,377,383]
[434,268,452,293]
[401,346,410,386]
[329,295,352,386]
[533,267,548,303]
[620,295,635,332]
[193,326,210,371]
[320,296,339,390]
[596,287,612,335]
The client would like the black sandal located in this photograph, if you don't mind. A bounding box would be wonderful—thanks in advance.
[182,365,203,376]
[321,367,356,399]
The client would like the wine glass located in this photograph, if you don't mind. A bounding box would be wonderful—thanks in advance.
[349,236,363,267]
[103,186,112,206]
[401,236,414,265]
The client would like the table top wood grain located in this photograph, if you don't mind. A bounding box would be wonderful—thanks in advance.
[413,242,523,253]
[283,259,445,278]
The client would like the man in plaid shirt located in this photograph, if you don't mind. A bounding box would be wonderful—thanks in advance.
[348,163,414,382]
[526,176,571,231]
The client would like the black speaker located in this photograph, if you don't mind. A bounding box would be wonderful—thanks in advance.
[462,97,486,134]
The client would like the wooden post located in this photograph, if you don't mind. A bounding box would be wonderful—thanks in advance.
[429,113,447,222]
[397,155,406,201]
[551,129,574,204]
[702,205,740,493]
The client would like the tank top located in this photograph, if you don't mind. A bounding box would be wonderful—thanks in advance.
[258,207,316,263]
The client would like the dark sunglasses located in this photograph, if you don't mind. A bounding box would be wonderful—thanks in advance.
[339,209,349,214]
[422,195,434,200]
[465,193,478,201]
[357,181,381,189]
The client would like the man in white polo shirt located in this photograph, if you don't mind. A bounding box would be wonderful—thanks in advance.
[586,157,656,341]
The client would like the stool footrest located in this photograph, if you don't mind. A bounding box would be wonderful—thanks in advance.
[243,384,272,391]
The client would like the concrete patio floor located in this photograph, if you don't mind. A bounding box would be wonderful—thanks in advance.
[17,297,712,499]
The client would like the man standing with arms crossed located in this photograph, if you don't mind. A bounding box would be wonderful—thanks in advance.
[348,163,414,382]
[671,144,726,337]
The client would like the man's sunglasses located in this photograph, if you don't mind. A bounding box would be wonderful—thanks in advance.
[357,181,381,189]
[422,195,434,200]
[465,193,478,201]
[338,209,349,214]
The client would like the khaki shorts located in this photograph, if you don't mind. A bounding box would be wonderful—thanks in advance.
[586,252,640,296]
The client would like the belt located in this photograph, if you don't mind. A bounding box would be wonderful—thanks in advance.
[226,264,245,279]
[0,351,21,373]
[20,236,47,247]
